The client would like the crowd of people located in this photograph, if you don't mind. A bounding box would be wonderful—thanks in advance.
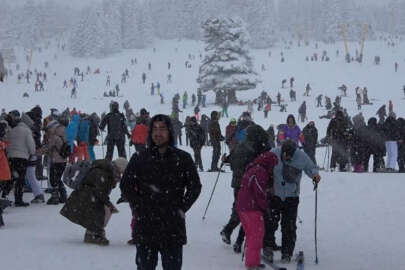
[0,94,405,269]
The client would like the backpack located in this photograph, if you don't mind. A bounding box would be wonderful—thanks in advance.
[59,136,71,159]
[62,161,92,190]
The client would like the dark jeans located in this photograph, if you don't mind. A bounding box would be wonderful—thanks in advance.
[223,188,241,235]
[106,138,126,161]
[268,196,299,256]
[136,244,183,270]
[192,146,203,170]
[364,152,385,172]
[9,158,28,203]
[50,162,67,199]
[331,142,348,170]
[304,147,316,165]
[210,141,221,170]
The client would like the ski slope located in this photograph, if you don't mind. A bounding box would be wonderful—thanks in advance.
[1,38,405,270]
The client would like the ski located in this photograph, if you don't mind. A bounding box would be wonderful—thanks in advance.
[261,256,287,270]
[296,251,304,270]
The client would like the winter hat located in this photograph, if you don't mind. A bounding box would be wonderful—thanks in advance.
[140,108,148,116]
[50,108,60,117]
[281,139,297,159]
[230,118,236,123]
[246,124,270,154]
[9,110,20,120]
[112,157,128,174]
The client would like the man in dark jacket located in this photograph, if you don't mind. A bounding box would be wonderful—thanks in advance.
[208,111,224,172]
[26,106,45,179]
[364,117,385,172]
[327,111,352,171]
[188,117,205,171]
[60,158,127,245]
[88,113,100,162]
[120,114,201,270]
[302,121,318,164]
[99,101,130,161]
[397,118,405,172]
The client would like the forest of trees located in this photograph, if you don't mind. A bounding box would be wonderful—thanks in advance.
[0,0,404,57]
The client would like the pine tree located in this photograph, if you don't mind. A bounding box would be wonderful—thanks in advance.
[321,0,343,43]
[121,0,138,49]
[18,1,42,49]
[197,17,260,103]
[246,0,277,48]
[69,6,106,57]
[102,0,122,55]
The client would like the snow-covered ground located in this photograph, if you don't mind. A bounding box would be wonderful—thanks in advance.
[1,38,405,270]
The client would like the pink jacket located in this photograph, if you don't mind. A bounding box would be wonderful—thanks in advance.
[236,151,278,212]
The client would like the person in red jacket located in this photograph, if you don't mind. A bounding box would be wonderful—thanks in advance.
[236,151,278,270]
[225,118,238,152]
[131,118,148,153]
[0,120,11,226]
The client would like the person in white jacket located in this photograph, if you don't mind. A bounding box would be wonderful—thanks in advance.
[5,111,36,206]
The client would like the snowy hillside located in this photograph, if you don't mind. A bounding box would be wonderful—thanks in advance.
[1,38,405,270]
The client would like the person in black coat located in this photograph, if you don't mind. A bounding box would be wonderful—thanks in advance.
[99,101,130,161]
[397,118,405,172]
[26,106,44,179]
[120,114,201,270]
[302,121,318,164]
[350,114,368,172]
[188,117,205,171]
[364,117,386,172]
[383,114,400,171]
[326,111,352,171]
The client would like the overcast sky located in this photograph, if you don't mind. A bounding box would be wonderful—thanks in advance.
[5,0,387,8]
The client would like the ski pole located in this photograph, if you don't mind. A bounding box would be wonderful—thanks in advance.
[202,163,223,220]
[314,181,319,264]
[100,131,105,159]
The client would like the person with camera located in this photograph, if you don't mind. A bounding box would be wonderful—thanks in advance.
[264,139,320,263]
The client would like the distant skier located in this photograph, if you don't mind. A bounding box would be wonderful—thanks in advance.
[304,83,311,96]
[290,77,294,88]
[282,79,287,88]
[142,73,146,84]
[106,75,110,87]
[316,94,323,107]
[338,84,347,97]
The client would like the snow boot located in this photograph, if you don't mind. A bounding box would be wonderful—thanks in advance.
[0,212,4,227]
[127,239,136,245]
[262,247,274,263]
[46,191,60,205]
[59,187,67,204]
[84,230,109,246]
[31,194,45,204]
[281,254,291,263]
[220,229,231,245]
[233,241,242,253]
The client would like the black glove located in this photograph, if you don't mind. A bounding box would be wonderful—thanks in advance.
[129,141,134,146]
[116,197,128,204]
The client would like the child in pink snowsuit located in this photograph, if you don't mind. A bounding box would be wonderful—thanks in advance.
[236,151,278,269]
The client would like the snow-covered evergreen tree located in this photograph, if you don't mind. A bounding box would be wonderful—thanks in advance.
[69,6,106,57]
[121,0,138,49]
[246,0,277,48]
[197,17,260,103]
[18,1,42,49]
[102,0,122,55]
[321,0,343,43]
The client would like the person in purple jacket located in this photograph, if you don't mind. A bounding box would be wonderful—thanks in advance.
[277,114,304,146]
[236,151,278,270]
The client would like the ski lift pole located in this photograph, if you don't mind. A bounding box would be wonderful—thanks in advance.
[314,180,319,264]
[202,163,224,220]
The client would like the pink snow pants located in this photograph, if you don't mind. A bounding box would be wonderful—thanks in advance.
[239,210,264,268]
